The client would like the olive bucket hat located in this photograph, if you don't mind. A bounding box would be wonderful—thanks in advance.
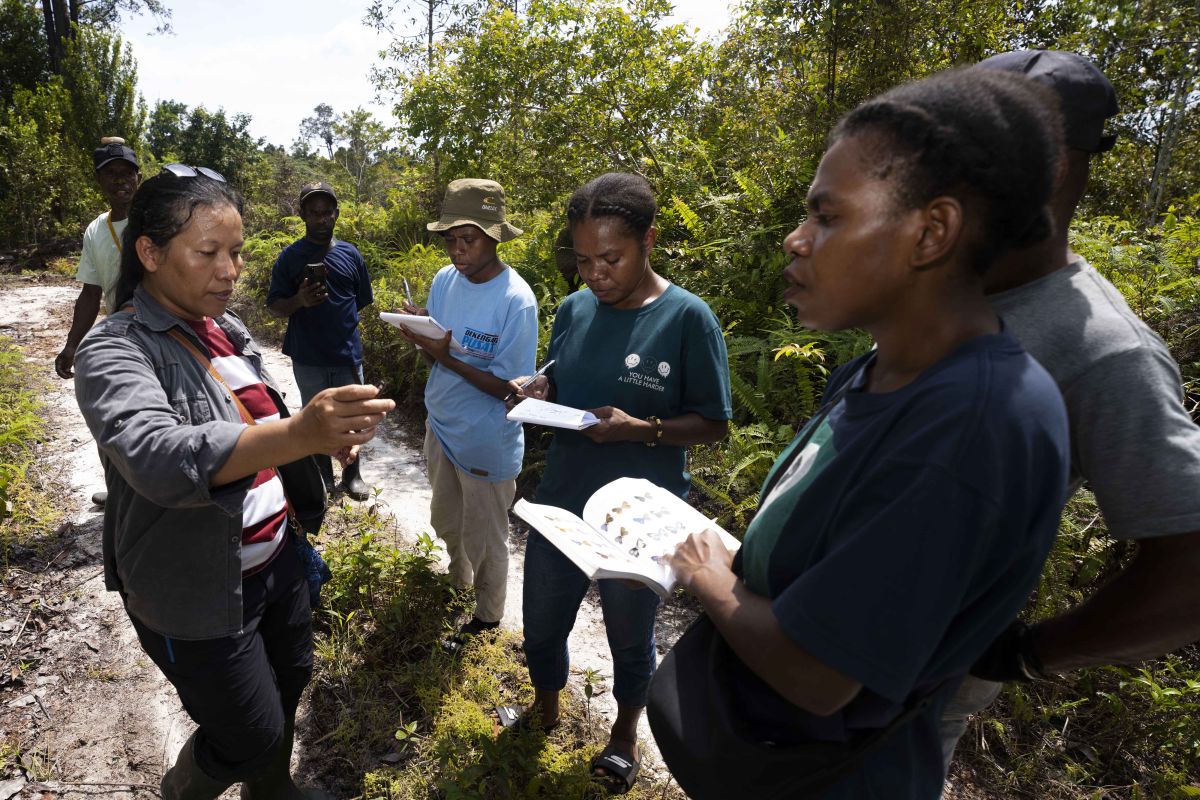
[427,178,523,242]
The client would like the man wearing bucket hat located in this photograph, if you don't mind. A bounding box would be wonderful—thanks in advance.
[938,50,1200,783]
[267,181,375,501]
[55,137,141,382]
[398,179,537,650]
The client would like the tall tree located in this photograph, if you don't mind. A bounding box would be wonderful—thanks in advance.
[1,0,48,105]
[39,0,171,75]
[332,107,395,200]
[367,0,487,187]
[386,0,710,208]
[59,24,145,159]
[298,102,339,158]
[146,98,187,159]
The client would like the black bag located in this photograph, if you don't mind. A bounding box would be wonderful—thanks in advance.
[647,614,942,800]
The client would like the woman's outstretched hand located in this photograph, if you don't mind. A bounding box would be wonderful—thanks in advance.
[292,384,395,456]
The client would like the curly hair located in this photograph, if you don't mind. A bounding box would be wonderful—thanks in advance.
[113,170,245,309]
[566,172,657,240]
[831,68,1063,273]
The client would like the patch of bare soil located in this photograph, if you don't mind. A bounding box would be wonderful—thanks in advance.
[0,276,696,798]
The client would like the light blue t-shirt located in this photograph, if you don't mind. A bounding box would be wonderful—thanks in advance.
[425,264,537,481]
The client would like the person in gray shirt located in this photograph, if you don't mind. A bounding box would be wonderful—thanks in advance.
[939,49,1200,778]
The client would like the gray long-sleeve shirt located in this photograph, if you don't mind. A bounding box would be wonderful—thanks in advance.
[75,286,288,640]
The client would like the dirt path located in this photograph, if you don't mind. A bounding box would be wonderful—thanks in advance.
[0,277,681,799]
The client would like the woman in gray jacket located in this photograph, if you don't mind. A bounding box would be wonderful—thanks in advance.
[74,167,394,800]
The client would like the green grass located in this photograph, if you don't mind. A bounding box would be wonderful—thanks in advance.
[0,335,57,560]
[307,503,684,799]
[955,492,1200,798]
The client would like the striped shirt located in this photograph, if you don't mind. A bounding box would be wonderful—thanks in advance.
[186,318,288,574]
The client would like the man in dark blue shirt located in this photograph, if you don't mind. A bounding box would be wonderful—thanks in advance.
[267,182,375,500]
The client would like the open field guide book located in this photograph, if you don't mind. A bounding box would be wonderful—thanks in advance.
[512,477,740,598]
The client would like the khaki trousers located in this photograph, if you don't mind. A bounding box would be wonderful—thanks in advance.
[423,424,516,624]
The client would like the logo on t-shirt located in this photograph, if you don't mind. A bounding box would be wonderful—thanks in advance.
[461,327,499,360]
[617,353,669,393]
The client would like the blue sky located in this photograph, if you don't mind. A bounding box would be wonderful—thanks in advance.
[122,1,734,148]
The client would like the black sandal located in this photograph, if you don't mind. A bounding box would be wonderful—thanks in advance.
[590,742,640,794]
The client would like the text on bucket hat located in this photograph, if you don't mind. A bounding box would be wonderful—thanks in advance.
[427,179,523,243]
[975,49,1119,153]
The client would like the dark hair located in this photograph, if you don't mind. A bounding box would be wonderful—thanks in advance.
[114,171,245,309]
[831,68,1062,273]
[566,172,657,239]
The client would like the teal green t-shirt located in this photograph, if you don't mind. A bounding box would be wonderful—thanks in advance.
[535,285,732,515]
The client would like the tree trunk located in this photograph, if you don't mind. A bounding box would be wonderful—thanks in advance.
[41,0,74,75]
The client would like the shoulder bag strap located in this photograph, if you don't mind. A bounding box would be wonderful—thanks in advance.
[166,328,256,426]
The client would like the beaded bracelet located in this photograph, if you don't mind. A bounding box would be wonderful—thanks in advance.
[645,415,663,447]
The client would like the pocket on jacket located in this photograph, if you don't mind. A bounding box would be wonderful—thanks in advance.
[168,395,214,425]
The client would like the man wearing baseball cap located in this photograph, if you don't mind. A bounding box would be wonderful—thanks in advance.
[398,179,537,650]
[267,181,375,500]
[55,137,141,381]
[940,50,1200,781]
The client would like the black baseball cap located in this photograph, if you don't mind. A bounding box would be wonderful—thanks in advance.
[976,49,1119,153]
[298,181,337,207]
[93,139,140,172]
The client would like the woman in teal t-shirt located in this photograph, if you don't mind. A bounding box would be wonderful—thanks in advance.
[510,172,732,793]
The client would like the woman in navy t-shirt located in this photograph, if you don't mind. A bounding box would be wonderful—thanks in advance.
[660,69,1072,799]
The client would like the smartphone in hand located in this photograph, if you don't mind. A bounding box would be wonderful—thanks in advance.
[303,262,327,287]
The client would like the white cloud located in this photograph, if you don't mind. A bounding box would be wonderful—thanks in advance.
[120,0,732,147]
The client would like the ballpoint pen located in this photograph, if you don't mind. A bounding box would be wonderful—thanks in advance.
[504,359,556,402]
[403,277,413,307]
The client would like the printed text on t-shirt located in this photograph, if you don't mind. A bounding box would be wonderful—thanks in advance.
[462,327,499,360]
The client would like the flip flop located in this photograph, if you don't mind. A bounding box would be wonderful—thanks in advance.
[590,742,640,794]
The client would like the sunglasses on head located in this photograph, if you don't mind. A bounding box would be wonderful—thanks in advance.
[163,163,227,182]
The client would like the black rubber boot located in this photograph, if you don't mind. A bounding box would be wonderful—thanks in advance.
[161,731,234,800]
[316,455,335,495]
[91,491,107,507]
[240,714,335,800]
[339,458,369,502]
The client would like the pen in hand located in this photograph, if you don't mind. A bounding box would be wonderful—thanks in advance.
[402,277,413,307]
[504,359,556,403]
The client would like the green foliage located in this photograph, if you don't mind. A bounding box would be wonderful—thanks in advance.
[0,0,49,106]
[59,25,145,163]
[0,337,49,556]
[383,0,712,209]
[311,507,680,799]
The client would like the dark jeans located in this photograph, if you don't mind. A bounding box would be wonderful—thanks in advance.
[522,530,661,707]
[129,541,314,783]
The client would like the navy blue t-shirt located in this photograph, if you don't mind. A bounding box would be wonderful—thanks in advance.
[266,238,373,366]
[734,332,1069,799]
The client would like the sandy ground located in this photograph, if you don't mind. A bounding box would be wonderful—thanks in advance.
[0,275,986,800]
[0,277,683,799]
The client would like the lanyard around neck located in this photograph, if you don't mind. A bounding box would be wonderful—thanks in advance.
[106,215,123,254]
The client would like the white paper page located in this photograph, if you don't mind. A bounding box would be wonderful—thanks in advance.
[506,398,600,430]
[378,312,468,354]
[580,478,739,587]
[512,499,638,576]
